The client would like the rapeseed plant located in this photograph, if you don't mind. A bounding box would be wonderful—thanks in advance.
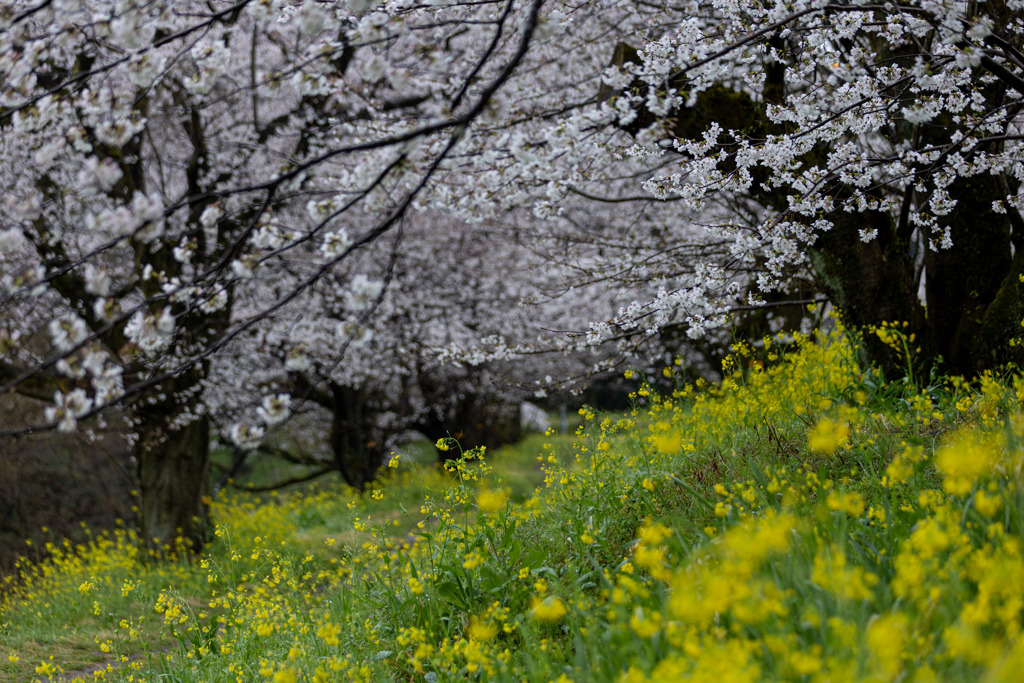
[5,323,1024,681]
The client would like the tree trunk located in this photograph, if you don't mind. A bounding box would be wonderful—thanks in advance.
[924,174,1017,375]
[969,249,1024,371]
[136,413,211,555]
[329,383,385,491]
[417,395,523,463]
[808,208,926,376]
[451,395,523,454]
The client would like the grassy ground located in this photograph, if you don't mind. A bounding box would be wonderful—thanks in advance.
[0,418,584,682]
[3,322,1024,681]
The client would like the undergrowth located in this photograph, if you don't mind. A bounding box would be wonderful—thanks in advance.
[3,321,1024,682]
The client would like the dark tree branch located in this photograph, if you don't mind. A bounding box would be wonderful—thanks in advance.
[227,466,335,492]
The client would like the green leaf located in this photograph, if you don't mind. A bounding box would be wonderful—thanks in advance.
[435,581,468,610]
[523,548,550,569]
[506,538,523,567]
[479,564,506,593]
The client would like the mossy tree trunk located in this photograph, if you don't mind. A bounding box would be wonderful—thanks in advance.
[134,371,212,554]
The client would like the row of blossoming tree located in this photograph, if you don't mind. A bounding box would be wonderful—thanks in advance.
[3,0,1023,551]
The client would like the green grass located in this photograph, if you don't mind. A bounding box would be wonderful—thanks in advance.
[3,323,1024,681]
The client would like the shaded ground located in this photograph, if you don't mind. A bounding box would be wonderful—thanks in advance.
[0,395,136,580]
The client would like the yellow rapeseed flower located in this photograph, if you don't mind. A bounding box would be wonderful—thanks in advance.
[633,545,666,572]
[317,622,341,647]
[826,491,865,517]
[935,430,999,496]
[638,521,671,545]
[808,418,849,453]
[468,616,498,642]
[811,548,878,602]
[34,660,59,677]
[462,551,484,570]
[651,430,681,455]
[273,668,298,683]
[974,488,1003,517]
[530,596,567,623]
[476,488,508,515]
[866,614,909,679]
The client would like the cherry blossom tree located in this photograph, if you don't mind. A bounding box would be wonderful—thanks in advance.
[565,0,1024,376]
[5,0,1017,554]
[203,207,626,491]
[424,0,1024,376]
[0,0,547,550]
